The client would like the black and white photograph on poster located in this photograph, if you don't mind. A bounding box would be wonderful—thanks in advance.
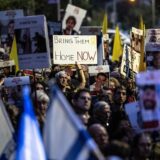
[136,70,160,131]
[120,44,140,78]
[130,27,143,53]
[14,15,51,69]
[15,28,47,54]
[62,4,87,35]
[2,76,30,107]
[145,29,160,43]
[146,50,160,70]
[102,34,109,63]
[0,10,24,55]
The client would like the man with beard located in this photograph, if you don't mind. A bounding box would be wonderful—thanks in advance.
[138,85,160,129]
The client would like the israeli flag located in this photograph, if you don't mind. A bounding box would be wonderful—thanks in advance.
[44,85,105,160]
[16,86,46,160]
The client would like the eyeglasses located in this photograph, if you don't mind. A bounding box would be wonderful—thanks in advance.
[36,87,44,90]
[79,96,91,101]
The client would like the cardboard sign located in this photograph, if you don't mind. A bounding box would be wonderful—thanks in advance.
[53,35,97,64]
[14,15,51,69]
[125,102,141,132]
[145,29,160,70]
[136,70,160,131]
[146,29,160,44]
[0,60,15,68]
[62,4,87,33]
[88,65,110,75]
[4,76,30,87]
[130,27,143,53]
[0,10,24,55]
[0,100,15,159]
[120,44,140,78]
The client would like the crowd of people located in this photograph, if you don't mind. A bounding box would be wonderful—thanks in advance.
[0,59,160,160]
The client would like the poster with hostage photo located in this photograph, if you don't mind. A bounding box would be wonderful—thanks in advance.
[2,76,30,107]
[136,70,160,131]
[130,27,143,53]
[0,9,24,55]
[62,4,87,35]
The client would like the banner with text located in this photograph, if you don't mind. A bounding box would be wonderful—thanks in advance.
[53,35,97,64]
[120,44,140,78]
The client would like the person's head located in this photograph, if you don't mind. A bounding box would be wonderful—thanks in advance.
[153,52,160,69]
[55,71,68,88]
[65,16,76,30]
[106,140,130,159]
[32,90,49,116]
[114,86,127,105]
[109,77,120,91]
[35,82,45,91]
[95,72,107,86]
[141,85,156,110]
[93,101,111,123]
[88,123,109,150]
[72,88,92,112]
[132,133,152,159]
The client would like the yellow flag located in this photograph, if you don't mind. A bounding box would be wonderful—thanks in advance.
[139,16,146,71]
[139,15,144,30]
[10,36,19,72]
[112,26,122,62]
[102,14,108,34]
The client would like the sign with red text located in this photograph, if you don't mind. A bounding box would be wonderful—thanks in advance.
[88,65,110,75]
[53,35,97,64]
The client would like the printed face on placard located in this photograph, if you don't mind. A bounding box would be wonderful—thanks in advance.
[141,85,156,110]
[146,51,160,70]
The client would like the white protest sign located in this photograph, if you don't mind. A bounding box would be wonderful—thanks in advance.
[62,4,87,32]
[0,60,14,68]
[53,35,97,64]
[131,27,143,53]
[14,15,51,69]
[0,100,15,159]
[125,102,141,133]
[136,70,160,131]
[88,65,110,75]
[120,44,140,78]
[145,29,160,44]
[136,70,160,85]
[4,76,30,87]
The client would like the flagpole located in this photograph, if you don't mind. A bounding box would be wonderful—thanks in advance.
[57,0,61,21]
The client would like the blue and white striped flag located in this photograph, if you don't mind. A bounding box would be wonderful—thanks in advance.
[16,86,46,160]
[44,85,105,160]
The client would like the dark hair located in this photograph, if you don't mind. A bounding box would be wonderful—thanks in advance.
[73,88,91,100]
[114,85,126,93]
[66,16,76,25]
[96,72,107,79]
[142,85,155,91]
